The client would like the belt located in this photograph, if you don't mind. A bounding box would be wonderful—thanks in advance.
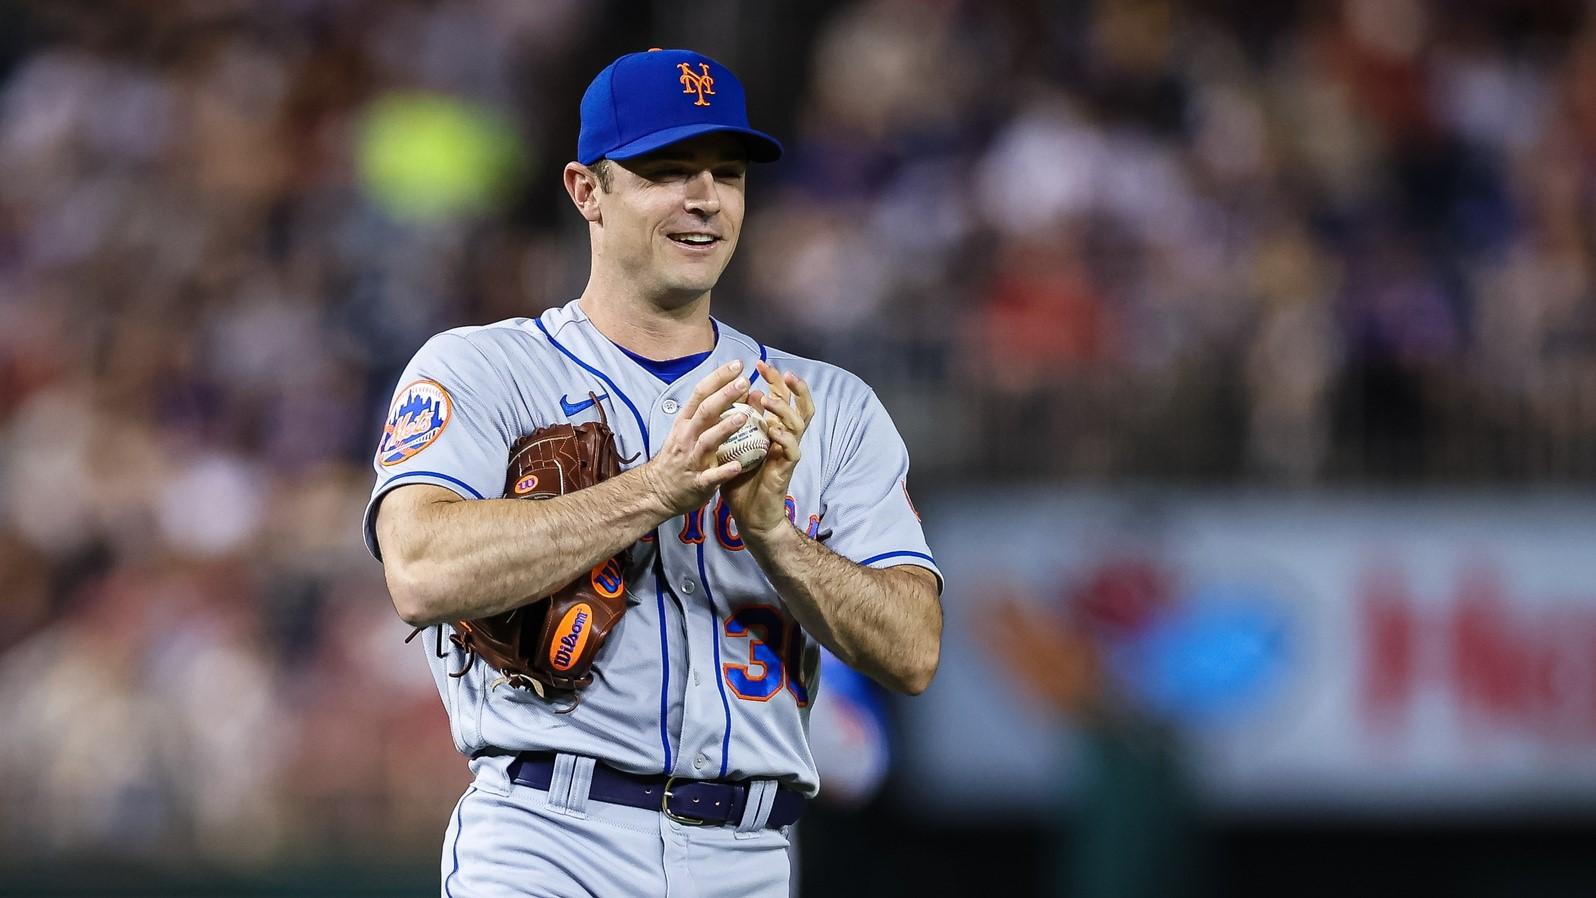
[507,753,805,829]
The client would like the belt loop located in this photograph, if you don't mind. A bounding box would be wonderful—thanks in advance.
[544,753,579,814]
[735,779,776,834]
[467,753,513,798]
[564,755,597,818]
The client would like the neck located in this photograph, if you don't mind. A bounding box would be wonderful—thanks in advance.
[577,278,716,360]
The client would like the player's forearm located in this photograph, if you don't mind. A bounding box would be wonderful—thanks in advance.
[381,469,670,627]
[742,523,942,694]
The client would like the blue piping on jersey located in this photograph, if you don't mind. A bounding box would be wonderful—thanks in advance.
[650,552,675,774]
[533,320,766,778]
[538,316,681,773]
[859,550,938,567]
[443,785,476,897]
[690,340,771,779]
[748,342,769,385]
[377,470,485,500]
[696,540,736,779]
[535,318,651,451]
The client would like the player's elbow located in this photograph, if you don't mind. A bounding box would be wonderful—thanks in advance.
[899,591,943,695]
[377,525,450,628]
[880,567,942,695]
[374,486,462,627]
[897,644,941,696]
[874,636,940,695]
[385,558,449,628]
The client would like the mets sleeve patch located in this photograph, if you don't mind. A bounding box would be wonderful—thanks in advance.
[378,379,453,466]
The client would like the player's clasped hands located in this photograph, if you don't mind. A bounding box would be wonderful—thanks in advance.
[748,360,815,467]
[643,359,757,515]
[725,361,816,538]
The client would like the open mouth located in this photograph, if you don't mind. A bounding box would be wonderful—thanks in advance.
[668,233,720,249]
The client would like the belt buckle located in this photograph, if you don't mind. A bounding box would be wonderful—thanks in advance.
[661,775,714,826]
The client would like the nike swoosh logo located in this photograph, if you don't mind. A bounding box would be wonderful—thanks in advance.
[560,393,608,417]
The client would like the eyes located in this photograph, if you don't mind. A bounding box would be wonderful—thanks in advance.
[640,164,746,184]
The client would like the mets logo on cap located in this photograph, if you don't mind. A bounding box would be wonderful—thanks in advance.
[677,62,714,106]
[378,379,452,466]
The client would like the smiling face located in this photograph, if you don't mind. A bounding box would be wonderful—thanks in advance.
[571,133,749,309]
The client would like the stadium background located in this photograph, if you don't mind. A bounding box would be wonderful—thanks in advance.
[4,0,1596,895]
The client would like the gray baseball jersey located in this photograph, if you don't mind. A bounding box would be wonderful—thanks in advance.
[363,299,939,796]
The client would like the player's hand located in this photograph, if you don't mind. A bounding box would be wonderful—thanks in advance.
[723,361,815,542]
[641,360,754,516]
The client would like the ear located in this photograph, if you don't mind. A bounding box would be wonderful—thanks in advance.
[563,162,603,223]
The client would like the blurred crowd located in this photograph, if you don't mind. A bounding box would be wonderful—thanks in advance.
[776,0,1596,483]
[2,0,1596,866]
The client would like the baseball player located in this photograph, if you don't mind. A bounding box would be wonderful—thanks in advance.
[364,49,942,897]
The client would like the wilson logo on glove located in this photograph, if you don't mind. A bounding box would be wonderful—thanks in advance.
[408,394,636,702]
[550,604,593,671]
[590,558,625,599]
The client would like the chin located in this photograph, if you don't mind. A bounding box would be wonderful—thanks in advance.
[656,279,722,306]
[658,265,728,300]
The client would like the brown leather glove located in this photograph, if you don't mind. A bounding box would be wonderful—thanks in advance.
[421,396,635,700]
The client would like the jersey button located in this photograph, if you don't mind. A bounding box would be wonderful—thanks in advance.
[662,399,680,414]
[682,578,696,594]
[694,754,707,770]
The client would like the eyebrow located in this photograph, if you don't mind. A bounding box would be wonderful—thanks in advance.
[638,150,748,165]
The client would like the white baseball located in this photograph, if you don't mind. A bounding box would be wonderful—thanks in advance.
[716,401,770,471]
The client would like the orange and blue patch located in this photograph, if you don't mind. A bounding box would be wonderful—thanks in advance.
[378,379,452,466]
[549,603,593,672]
[590,557,625,599]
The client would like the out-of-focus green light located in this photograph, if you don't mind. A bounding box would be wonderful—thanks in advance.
[358,92,526,221]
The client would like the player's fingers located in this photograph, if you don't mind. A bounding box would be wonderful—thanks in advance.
[692,412,747,459]
[743,381,793,432]
[786,372,815,423]
[746,390,778,430]
[764,393,805,435]
[695,459,747,490]
[768,424,801,464]
[761,362,795,403]
[681,360,743,420]
[757,361,789,402]
[687,374,749,434]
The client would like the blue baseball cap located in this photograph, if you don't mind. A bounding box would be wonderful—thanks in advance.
[577,49,782,166]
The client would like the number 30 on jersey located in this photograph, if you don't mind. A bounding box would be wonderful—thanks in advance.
[722,605,813,705]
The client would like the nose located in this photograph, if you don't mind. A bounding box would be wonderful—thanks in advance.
[682,169,721,217]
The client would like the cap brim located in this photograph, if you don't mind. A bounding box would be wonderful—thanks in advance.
[601,123,782,164]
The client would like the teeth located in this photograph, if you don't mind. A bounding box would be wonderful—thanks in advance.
[674,235,714,245]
